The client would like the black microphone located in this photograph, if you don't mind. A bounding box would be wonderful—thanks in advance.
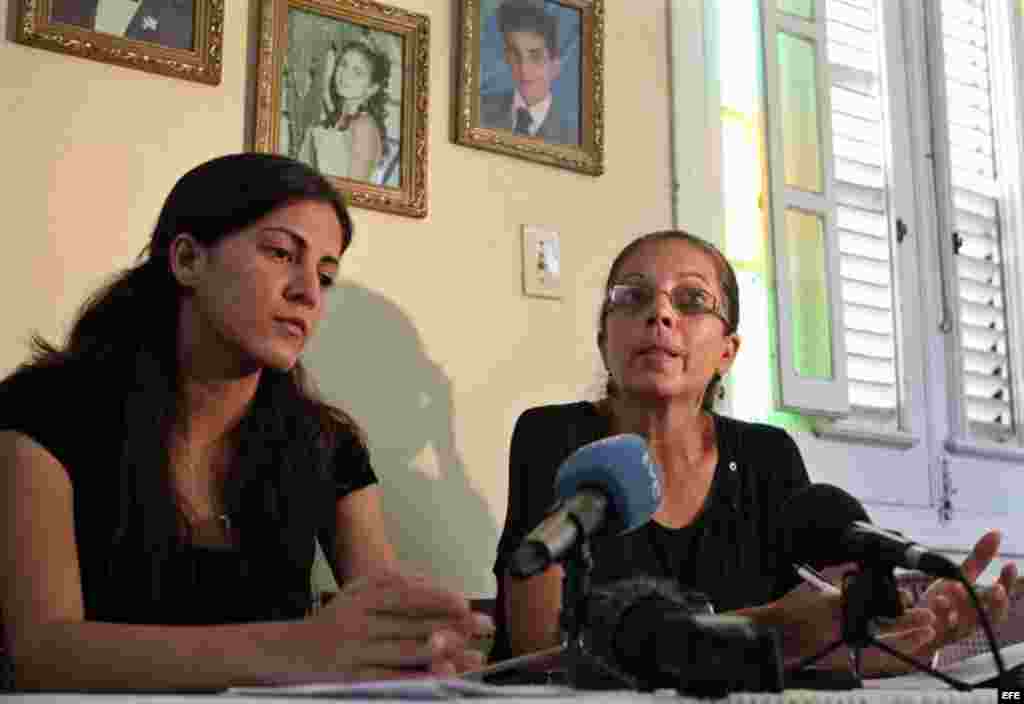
[583,577,783,696]
[782,483,961,579]
[509,434,662,578]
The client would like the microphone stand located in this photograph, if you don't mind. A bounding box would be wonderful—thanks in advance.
[559,538,639,690]
[791,564,972,691]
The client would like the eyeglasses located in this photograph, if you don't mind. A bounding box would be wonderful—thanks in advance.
[606,282,731,329]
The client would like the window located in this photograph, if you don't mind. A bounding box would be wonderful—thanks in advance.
[760,0,1024,453]
[688,0,1024,544]
[744,0,931,446]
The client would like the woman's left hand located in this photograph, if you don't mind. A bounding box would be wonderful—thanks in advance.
[920,530,1023,651]
[859,530,1023,677]
[811,533,1022,677]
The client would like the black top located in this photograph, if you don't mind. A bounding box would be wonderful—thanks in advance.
[0,359,377,626]
[491,401,811,661]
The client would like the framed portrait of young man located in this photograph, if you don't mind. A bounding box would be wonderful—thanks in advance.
[454,0,603,176]
[254,0,430,218]
[15,1,223,84]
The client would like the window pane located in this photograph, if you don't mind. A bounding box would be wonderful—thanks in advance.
[713,0,810,432]
[778,32,824,192]
[722,115,767,264]
[720,0,762,115]
[778,0,815,20]
[784,209,833,378]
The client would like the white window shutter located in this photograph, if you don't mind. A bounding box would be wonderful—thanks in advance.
[826,0,901,423]
[927,0,1021,446]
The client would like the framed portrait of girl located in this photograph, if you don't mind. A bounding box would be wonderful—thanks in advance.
[254,0,430,218]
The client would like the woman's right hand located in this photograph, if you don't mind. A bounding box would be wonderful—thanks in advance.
[298,571,493,681]
[756,582,935,672]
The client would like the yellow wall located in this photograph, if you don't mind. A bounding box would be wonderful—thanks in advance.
[0,1,708,597]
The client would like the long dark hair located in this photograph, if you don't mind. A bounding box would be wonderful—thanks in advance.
[13,152,359,612]
[597,230,740,412]
[324,40,391,157]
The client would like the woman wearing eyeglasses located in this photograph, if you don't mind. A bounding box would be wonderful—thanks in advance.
[492,230,1020,678]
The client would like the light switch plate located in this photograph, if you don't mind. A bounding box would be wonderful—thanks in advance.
[522,225,563,299]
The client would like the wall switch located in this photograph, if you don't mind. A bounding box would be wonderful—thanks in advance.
[522,225,563,299]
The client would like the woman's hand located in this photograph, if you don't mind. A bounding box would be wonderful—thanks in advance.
[920,531,1023,652]
[298,571,494,682]
[815,532,1022,678]
[761,582,935,672]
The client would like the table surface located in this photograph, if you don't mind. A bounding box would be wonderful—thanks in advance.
[0,688,1002,704]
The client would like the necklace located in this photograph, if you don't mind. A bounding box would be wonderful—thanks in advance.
[175,445,232,538]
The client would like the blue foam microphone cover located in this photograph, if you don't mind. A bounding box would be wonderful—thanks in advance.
[553,433,663,535]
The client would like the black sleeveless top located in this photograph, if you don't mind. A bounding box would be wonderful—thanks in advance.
[0,359,376,626]
[491,401,811,661]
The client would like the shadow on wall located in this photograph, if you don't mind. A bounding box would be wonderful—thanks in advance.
[305,283,499,597]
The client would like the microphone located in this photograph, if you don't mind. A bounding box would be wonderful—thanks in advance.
[782,483,960,579]
[583,577,783,696]
[508,434,662,578]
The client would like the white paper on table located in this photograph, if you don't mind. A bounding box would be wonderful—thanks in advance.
[863,641,1024,690]
[459,645,565,682]
[223,677,576,699]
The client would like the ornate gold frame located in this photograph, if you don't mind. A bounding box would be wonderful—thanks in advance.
[254,0,430,218]
[15,1,223,85]
[454,0,603,176]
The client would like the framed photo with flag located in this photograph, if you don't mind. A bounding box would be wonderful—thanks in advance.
[15,1,223,84]
[454,0,604,175]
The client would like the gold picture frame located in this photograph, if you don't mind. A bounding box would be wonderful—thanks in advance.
[254,0,430,218]
[454,0,603,176]
[15,1,223,85]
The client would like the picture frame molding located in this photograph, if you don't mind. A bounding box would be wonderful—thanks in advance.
[254,0,431,219]
[15,0,224,85]
[453,0,604,176]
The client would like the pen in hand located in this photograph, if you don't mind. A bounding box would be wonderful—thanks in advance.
[793,563,943,671]
[794,563,841,596]
[795,563,862,676]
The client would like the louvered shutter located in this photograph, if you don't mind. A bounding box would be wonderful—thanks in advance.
[941,0,1016,441]
[826,0,900,421]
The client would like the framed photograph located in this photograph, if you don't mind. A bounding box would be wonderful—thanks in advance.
[254,0,430,218]
[15,1,223,85]
[454,0,603,176]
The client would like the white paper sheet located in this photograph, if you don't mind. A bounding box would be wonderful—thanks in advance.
[863,641,1024,690]
[224,678,576,699]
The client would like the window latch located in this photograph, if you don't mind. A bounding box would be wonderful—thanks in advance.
[938,456,957,525]
[896,218,909,244]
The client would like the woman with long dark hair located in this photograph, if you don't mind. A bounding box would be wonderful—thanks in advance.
[0,153,489,691]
